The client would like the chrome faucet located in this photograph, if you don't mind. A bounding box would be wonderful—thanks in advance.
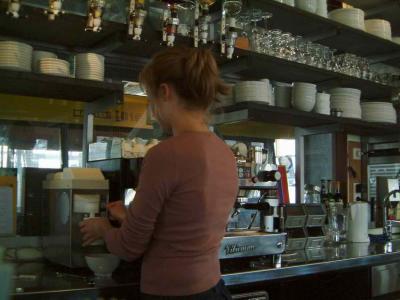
[383,189,400,240]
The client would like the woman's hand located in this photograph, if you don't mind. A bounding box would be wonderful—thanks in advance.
[107,201,128,224]
[79,217,113,247]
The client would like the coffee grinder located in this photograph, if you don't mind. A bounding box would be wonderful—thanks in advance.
[43,168,109,268]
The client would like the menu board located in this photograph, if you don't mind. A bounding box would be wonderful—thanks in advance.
[0,177,16,236]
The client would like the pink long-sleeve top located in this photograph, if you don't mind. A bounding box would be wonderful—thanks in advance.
[104,132,238,296]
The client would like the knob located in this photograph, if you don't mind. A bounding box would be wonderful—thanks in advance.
[276,242,283,248]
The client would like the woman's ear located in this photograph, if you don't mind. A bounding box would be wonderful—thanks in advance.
[159,83,171,102]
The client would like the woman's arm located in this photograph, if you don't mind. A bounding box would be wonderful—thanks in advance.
[104,145,176,261]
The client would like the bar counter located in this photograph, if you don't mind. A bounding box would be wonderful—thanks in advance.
[11,240,400,298]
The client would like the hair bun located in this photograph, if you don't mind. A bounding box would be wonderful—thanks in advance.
[140,46,230,110]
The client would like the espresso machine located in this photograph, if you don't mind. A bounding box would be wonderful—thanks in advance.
[43,168,109,268]
[221,169,287,264]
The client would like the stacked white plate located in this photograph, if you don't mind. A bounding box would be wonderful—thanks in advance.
[329,88,362,119]
[0,41,33,71]
[38,58,70,77]
[328,8,365,31]
[235,81,271,104]
[32,51,57,73]
[361,102,397,124]
[75,53,105,81]
[365,19,392,40]
[291,82,317,112]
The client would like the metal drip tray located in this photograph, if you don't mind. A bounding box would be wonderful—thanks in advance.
[220,231,287,259]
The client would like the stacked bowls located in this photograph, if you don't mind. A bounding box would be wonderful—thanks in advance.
[274,82,292,108]
[328,8,365,31]
[75,53,105,81]
[365,19,392,40]
[260,79,274,105]
[235,81,272,104]
[361,102,397,124]
[0,41,33,71]
[314,92,331,115]
[32,51,57,73]
[316,0,328,18]
[329,88,362,119]
[295,0,317,13]
[291,82,316,112]
[38,58,70,77]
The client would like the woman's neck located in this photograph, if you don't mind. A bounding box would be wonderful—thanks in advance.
[171,110,210,136]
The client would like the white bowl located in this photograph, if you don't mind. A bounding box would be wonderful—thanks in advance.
[85,253,120,278]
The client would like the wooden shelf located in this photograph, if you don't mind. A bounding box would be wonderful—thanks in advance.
[221,50,394,100]
[248,0,400,63]
[213,102,400,136]
[0,69,124,102]
[0,6,125,51]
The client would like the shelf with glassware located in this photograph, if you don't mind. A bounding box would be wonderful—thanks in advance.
[212,101,400,137]
[224,49,396,100]
[247,0,400,64]
[0,68,123,103]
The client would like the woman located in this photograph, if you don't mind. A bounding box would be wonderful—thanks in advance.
[80,47,238,299]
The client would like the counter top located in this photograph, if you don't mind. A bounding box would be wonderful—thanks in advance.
[222,241,400,286]
[10,241,400,297]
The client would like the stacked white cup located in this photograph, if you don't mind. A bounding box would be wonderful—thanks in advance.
[274,82,292,108]
[316,0,328,18]
[295,0,317,13]
[292,82,317,112]
[314,92,331,115]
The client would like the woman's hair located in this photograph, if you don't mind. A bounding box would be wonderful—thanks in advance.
[139,47,230,110]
